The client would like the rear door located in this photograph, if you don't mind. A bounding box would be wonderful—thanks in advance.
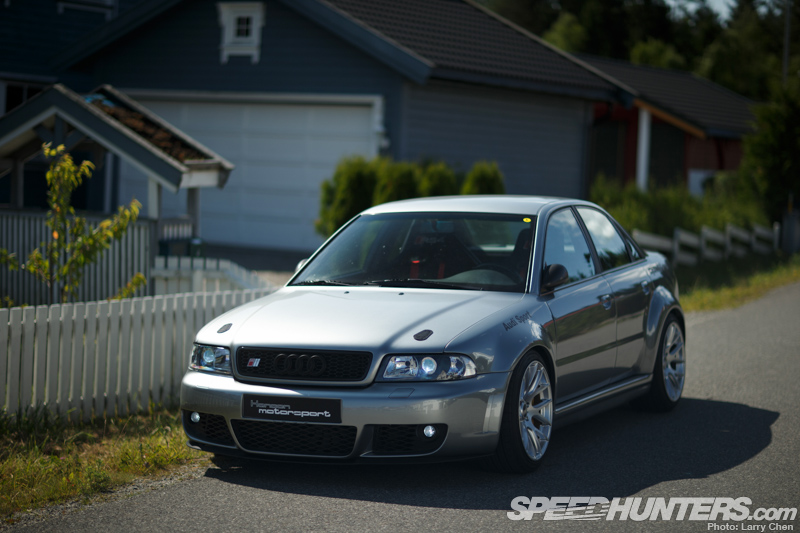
[576,207,651,374]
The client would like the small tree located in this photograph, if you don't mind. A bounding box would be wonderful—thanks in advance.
[0,144,145,305]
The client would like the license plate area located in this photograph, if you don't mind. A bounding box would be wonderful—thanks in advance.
[242,394,342,424]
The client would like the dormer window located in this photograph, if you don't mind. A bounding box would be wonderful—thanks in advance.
[235,16,252,38]
[217,2,265,64]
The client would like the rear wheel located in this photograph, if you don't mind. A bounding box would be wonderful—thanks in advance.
[488,352,553,473]
[638,315,685,411]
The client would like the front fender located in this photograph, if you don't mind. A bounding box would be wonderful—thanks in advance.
[444,299,556,378]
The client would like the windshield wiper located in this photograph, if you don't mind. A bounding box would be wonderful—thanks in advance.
[292,279,353,286]
[364,279,480,290]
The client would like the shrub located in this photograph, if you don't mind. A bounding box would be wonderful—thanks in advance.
[315,156,378,237]
[317,157,506,237]
[418,161,458,197]
[461,160,506,195]
[588,172,769,236]
[588,174,650,232]
[373,159,419,205]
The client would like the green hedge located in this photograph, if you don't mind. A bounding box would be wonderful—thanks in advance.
[316,157,506,237]
[461,161,506,195]
[315,156,379,238]
[589,173,769,236]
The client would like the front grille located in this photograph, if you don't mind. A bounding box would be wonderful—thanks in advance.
[236,347,372,381]
[183,411,235,446]
[231,420,357,457]
[372,424,447,455]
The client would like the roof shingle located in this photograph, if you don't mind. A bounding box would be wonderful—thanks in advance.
[581,55,755,137]
[319,0,622,96]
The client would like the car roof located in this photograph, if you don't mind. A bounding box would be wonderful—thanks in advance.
[361,195,584,216]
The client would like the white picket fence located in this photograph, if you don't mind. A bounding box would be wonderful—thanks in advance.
[151,256,272,295]
[633,222,780,267]
[0,287,275,421]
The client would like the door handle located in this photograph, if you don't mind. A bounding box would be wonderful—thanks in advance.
[600,294,613,310]
[641,280,651,295]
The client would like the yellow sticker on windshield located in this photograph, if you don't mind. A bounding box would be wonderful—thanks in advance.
[523,217,531,223]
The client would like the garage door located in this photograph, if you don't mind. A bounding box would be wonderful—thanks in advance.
[119,99,378,252]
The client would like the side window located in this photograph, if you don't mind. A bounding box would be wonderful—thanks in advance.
[544,209,596,283]
[625,234,643,261]
[577,207,630,270]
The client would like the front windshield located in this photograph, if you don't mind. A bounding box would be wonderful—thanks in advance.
[292,212,536,292]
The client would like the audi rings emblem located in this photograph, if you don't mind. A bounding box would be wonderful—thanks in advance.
[272,353,327,377]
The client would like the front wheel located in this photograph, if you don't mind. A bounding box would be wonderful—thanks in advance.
[487,352,553,473]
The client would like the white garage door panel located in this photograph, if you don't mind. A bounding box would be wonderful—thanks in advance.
[131,99,376,252]
[242,135,312,161]
[236,165,319,193]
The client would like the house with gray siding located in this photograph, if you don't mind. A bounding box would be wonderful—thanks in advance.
[1,0,632,257]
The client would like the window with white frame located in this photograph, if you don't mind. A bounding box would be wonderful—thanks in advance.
[217,2,265,64]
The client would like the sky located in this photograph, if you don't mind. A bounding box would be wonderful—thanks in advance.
[666,0,733,22]
[706,0,733,20]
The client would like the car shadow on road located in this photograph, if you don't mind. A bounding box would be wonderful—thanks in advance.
[202,398,778,511]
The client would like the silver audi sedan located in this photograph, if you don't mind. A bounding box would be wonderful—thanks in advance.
[181,196,685,472]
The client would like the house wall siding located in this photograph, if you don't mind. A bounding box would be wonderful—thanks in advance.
[401,81,590,198]
[686,136,742,171]
[75,0,406,148]
[0,0,109,79]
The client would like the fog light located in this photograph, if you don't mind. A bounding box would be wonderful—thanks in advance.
[190,412,201,423]
[423,425,436,438]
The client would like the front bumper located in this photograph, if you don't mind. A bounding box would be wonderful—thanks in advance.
[180,370,510,462]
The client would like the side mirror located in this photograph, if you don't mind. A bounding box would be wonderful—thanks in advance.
[295,258,308,272]
[541,264,568,292]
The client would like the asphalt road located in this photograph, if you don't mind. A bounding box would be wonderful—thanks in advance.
[10,283,800,532]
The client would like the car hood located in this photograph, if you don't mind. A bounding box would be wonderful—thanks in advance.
[196,286,524,353]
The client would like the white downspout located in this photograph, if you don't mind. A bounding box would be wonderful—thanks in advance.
[636,108,651,192]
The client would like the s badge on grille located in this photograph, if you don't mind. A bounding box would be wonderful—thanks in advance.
[247,358,261,367]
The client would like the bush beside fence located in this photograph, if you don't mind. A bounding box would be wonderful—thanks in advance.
[0,287,275,422]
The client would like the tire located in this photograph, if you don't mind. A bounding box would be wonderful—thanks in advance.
[487,352,554,473]
[638,315,686,412]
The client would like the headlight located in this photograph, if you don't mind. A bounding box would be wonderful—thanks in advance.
[377,354,477,381]
[190,344,232,375]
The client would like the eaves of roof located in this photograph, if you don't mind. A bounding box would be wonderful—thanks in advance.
[0,84,233,192]
[580,55,755,139]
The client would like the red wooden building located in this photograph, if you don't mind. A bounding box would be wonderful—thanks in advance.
[581,55,754,195]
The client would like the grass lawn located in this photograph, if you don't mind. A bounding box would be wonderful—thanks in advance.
[677,253,800,312]
[0,408,207,523]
